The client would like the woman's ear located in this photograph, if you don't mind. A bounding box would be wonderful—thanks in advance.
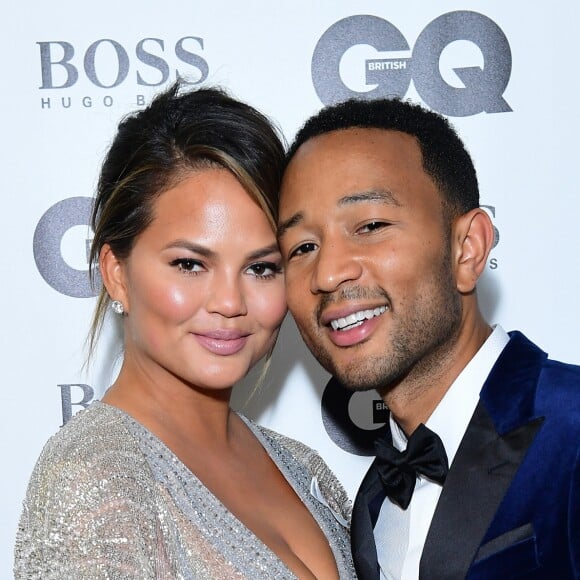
[453,208,495,293]
[99,244,129,312]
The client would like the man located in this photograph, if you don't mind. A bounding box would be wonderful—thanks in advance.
[277,97,580,579]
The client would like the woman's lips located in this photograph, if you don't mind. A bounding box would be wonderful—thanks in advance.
[192,330,250,355]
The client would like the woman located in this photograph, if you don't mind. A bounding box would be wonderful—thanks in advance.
[14,85,356,579]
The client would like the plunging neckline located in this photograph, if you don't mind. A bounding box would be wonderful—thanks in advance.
[93,400,341,578]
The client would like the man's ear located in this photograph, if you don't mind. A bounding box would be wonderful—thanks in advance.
[452,208,495,293]
[99,244,129,312]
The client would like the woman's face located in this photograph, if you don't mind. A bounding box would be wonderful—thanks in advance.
[108,168,287,392]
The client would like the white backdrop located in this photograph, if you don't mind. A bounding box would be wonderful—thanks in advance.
[2,1,579,574]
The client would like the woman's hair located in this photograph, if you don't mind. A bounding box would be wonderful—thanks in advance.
[87,83,286,356]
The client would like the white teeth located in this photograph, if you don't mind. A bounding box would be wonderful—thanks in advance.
[345,313,358,325]
[329,306,387,331]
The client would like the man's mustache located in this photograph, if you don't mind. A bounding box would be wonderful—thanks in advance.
[316,285,391,322]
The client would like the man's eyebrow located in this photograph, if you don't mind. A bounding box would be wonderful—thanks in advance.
[277,212,303,239]
[277,189,401,239]
[338,189,402,207]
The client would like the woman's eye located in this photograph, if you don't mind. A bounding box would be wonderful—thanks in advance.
[247,261,281,279]
[289,242,317,259]
[170,258,203,274]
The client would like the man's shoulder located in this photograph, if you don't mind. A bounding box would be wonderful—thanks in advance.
[509,331,580,423]
[506,330,580,376]
[543,355,580,376]
[537,357,580,421]
[485,331,580,428]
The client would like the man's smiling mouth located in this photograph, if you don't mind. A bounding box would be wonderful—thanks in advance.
[330,306,388,331]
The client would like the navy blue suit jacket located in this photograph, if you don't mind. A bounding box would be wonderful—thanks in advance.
[351,331,580,579]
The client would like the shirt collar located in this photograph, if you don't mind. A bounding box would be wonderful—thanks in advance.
[391,325,510,463]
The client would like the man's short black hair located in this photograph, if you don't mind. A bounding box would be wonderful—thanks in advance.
[286,98,479,217]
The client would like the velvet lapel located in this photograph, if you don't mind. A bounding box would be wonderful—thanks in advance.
[419,332,546,580]
[351,459,384,579]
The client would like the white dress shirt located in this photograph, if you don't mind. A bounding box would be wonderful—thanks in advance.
[375,325,510,580]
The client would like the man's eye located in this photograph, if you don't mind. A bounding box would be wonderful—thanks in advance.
[358,221,389,234]
[289,242,317,259]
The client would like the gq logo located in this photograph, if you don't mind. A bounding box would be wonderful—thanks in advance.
[312,11,512,116]
[33,197,98,298]
[321,378,387,456]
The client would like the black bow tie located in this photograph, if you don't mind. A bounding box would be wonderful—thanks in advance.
[374,423,449,510]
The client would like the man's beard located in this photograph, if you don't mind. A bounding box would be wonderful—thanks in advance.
[297,255,462,394]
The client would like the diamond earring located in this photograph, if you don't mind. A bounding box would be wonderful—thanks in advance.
[111,300,125,315]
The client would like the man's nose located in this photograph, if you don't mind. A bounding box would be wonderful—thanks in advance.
[311,239,363,294]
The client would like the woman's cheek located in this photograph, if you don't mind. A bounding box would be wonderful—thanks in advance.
[154,283,194,320]
[255,284,287,329]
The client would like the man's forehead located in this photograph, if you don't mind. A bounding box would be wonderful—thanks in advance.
[281,128,422,198]
[289,127,418,159]
[278,127,441,234]
[282,128,424,197]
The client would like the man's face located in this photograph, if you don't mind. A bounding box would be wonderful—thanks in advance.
[278,128,463,393]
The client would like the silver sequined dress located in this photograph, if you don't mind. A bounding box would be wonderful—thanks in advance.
[14,401,357,579]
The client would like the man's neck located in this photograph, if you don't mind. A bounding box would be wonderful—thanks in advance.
[383,318,492,436]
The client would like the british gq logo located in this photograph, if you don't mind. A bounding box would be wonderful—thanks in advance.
[312,11,512,116]
[37,36,209,110]
[33,196,98,297]
[482,205,500,270]
[321,378,388,456]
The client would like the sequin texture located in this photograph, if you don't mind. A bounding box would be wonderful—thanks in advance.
[14,402,357,579]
